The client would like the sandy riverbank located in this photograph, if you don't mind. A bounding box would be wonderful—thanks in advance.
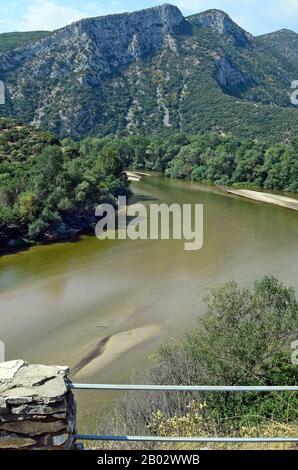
[126,171,151,181]
[73,325,160,379]
[227,189,298,211]
[126,171,142,181]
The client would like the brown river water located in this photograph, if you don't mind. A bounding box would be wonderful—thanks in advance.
[0,173,297,431]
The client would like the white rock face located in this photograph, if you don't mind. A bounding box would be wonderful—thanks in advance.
[215,56,253,90]
[0,4,185,136]
[0,5,184,79]
[191,9,252,46]
[0,360,26,381]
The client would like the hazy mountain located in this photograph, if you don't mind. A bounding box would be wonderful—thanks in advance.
[0,4,298,140]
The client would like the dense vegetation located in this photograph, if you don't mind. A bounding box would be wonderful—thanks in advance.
[103,276,298,449]
[78,133,298,192]
[164,134,298,192]
[0,119,129,251]
[0,118,297,252]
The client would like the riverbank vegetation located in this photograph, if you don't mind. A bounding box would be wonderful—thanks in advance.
[100,276,298,450]
[63,132,298,192]
[1,118,297,252]
[0,119,129,251]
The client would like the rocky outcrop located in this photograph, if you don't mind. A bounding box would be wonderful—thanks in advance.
[0,4,186,136]
[0,4,184,73]
[0,360,76,450]
[190,9,252,46]
[215,56,254,92]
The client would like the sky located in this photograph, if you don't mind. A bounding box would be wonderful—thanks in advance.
[0,0,298,36]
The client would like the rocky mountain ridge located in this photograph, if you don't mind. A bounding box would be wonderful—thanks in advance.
[0,4,298,139]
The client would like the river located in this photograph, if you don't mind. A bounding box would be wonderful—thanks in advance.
[0,173,297,430]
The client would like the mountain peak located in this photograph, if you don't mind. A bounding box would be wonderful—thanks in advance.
[259,28,297,38]
[1,4,298,139]
[256,28,298,65]
[42,3,186,53]
[199,8,230,17]
[278,28,297,35]
[188,8,252,46]
[66,3,184,32]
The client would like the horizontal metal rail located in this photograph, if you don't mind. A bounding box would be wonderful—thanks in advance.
[71,384,298,443]
[74,435,298,443]
[70,383,298,392]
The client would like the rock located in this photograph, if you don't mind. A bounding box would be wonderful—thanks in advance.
[0,414,48,422]
[215,56,254,92]
[34,377,68,401]
[0,397,7,414]
[0,360,76,449]
[51,412,67,419]
[2,387,35,404]
[4,396,33,405]
[0,420,67,436]
[35,432,74,450]
[190,9,252,46]
[0,360,26,381]
[52,433,69,447]
[0,434,36,449]
[56,366,70,375]
[0,4,185,137]
[11,401,67,415]
[14,364,67,387]
[5,378,68,404]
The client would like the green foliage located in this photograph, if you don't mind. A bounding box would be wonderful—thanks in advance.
[158,276,298,428]
[0,119,130,250]
[101,131,297,192]
[162,134,297,191]
[0,117,296,251]
[110,276,298,441]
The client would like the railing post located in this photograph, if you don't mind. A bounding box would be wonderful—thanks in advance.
[0,360,77,450]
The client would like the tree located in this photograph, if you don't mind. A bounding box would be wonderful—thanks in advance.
[96,146,124,178]
[18,192,37,221]
[31,145,64,197]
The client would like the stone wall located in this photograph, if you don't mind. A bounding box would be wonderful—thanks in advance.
[0,360,76,450]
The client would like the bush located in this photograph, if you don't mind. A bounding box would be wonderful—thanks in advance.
[102,276,298,447]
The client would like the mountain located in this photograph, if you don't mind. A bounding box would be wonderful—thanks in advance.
[0,4,298,140]
[257,29,298,65]
[188,8,253,46]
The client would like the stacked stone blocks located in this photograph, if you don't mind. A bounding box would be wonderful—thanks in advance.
[0,360,76,449]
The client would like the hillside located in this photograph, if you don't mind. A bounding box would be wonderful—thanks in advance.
[0,4,298,140]
[256,29,298,66]
[0,31,50,53]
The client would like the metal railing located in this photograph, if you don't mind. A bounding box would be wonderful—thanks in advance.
[70,383,298,444]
